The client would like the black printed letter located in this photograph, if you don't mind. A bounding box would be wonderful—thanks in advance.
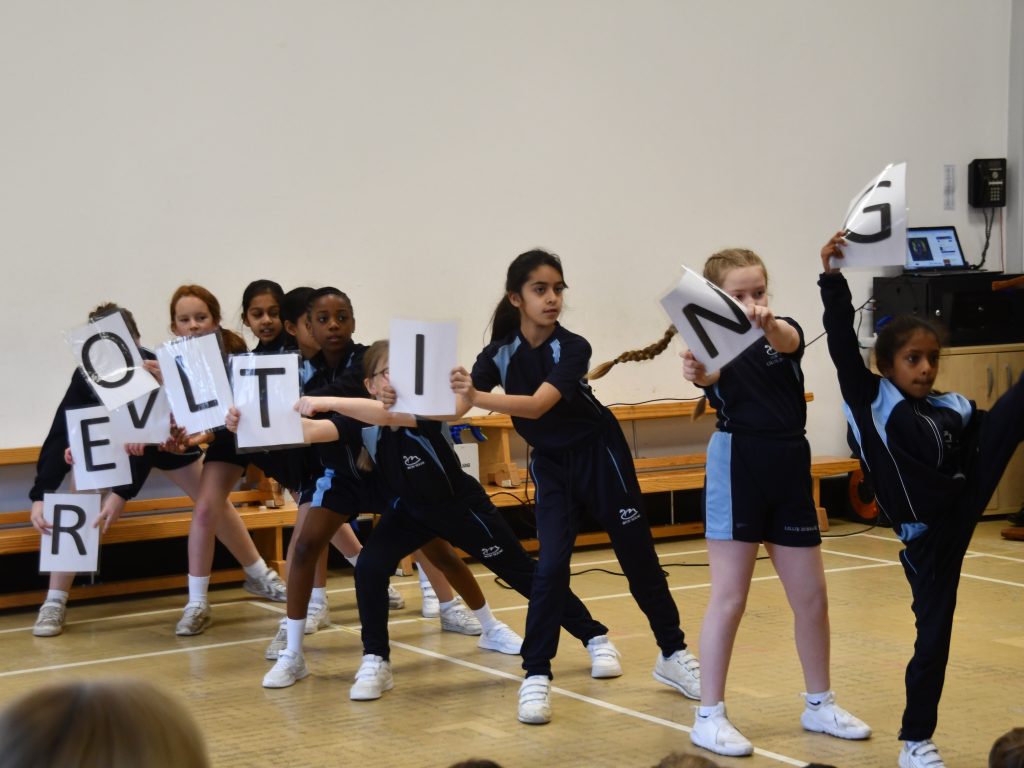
[81,332,135,389]
[239,367,286,428]
[681,284,752,359]
[174,356,217,413]
[51,504,87,555]
[81,417,115,472]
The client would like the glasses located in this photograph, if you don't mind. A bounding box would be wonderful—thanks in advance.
[371,367,389,379]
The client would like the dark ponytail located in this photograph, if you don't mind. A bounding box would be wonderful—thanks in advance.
[489,249,566,342]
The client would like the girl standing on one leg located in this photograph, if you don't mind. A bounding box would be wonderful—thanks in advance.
[451,249,700,725]
[820,232,1024,768]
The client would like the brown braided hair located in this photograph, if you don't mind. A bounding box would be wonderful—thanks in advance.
[587,325,678,380]
[587,248,768,381]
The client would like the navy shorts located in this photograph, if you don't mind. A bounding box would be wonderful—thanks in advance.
[703,432,820,547]
[298,469,379,521]
[201,430,250,468]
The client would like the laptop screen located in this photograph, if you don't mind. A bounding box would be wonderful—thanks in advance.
[905,226,968,271]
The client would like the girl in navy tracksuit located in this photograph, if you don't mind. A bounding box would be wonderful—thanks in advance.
[820,232,1024,768]
[297,340,614,706]
[450,249,700,726]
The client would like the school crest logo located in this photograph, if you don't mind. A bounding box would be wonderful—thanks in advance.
[403,455,425,469]
[619,508,640,524]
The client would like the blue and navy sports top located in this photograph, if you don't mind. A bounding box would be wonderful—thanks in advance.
[470,324,608,452]
[819,272,977,542]
[704,319,807,438]
[363,419,487,508]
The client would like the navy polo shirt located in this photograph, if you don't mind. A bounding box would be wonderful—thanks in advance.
[470,324,606,452]
[704,318,807,438]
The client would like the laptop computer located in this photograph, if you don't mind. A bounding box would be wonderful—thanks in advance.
[905,226,976,274]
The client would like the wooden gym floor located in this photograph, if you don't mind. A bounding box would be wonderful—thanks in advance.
[0,518,1021,768]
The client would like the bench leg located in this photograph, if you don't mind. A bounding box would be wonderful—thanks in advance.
[251,528,286,574]
[811,479,830,532]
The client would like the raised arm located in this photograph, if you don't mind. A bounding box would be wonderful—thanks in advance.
[818,232,880,406]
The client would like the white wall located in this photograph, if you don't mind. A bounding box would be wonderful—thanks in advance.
[0,1,1013,460]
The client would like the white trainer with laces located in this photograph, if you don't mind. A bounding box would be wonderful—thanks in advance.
[517,675,552,724]
[477,622,523,655]
[175,602,211,636]
[440,599,482,635]
[387,584,405,610]
[33,600,67,637]
[899,740,947,768]
[244,568,287,602]
[586,635,622,678]
[653,649,701,699]
[690,702,754,757]
[265,618,287,660]
[800,690,871,739]
[349,654,394,700]
[262,649,309,688]
[305,601,330,634]
[420,584,439,617]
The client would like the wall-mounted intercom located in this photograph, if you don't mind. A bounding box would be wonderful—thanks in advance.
[968,157,1007,207]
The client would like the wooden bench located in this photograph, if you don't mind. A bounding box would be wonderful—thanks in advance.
[457,398,860,549]
[0,447,297,610]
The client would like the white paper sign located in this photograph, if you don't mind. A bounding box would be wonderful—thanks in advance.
[836,161,908,268]
[109,387,173,445]
[230,353,305,450]
[389,319,457,416]
[156,333,234,435]
[40,493,101,573]
[66,406,133,491]
[659,267,764,373]
[66,312,159,410]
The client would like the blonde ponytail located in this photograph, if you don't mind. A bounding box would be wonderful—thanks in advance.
[587,325,678,380]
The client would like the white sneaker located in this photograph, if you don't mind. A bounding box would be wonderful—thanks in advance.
[175,602,211,636]
[440,599,482,635]
[801,691,871,739]
[477,622,523,655]
[586,635,622,678]
[387,584,405,610]
[517,675,552,724]
[349,654,394,700]
[899,740,946,768]
[244,568,287,602]
[265,618,287,660]
[690,702,754,757]
[305,601,330,634]
[420,584,439,617]
[262,649,309,688]
[33,599,66,637]
[653,649,701,699]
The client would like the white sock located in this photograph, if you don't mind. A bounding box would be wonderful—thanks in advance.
[46,590,69,605]
[187,575,210,605]
[804,690,830,708]
[310,587,327,606]
[698,703,722,717]
[242,559,269,579]
[286,618,305,654]
[416,564,431,589]
[471,602,500,633]
[344,553,359,567]
[439,598,459,614]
